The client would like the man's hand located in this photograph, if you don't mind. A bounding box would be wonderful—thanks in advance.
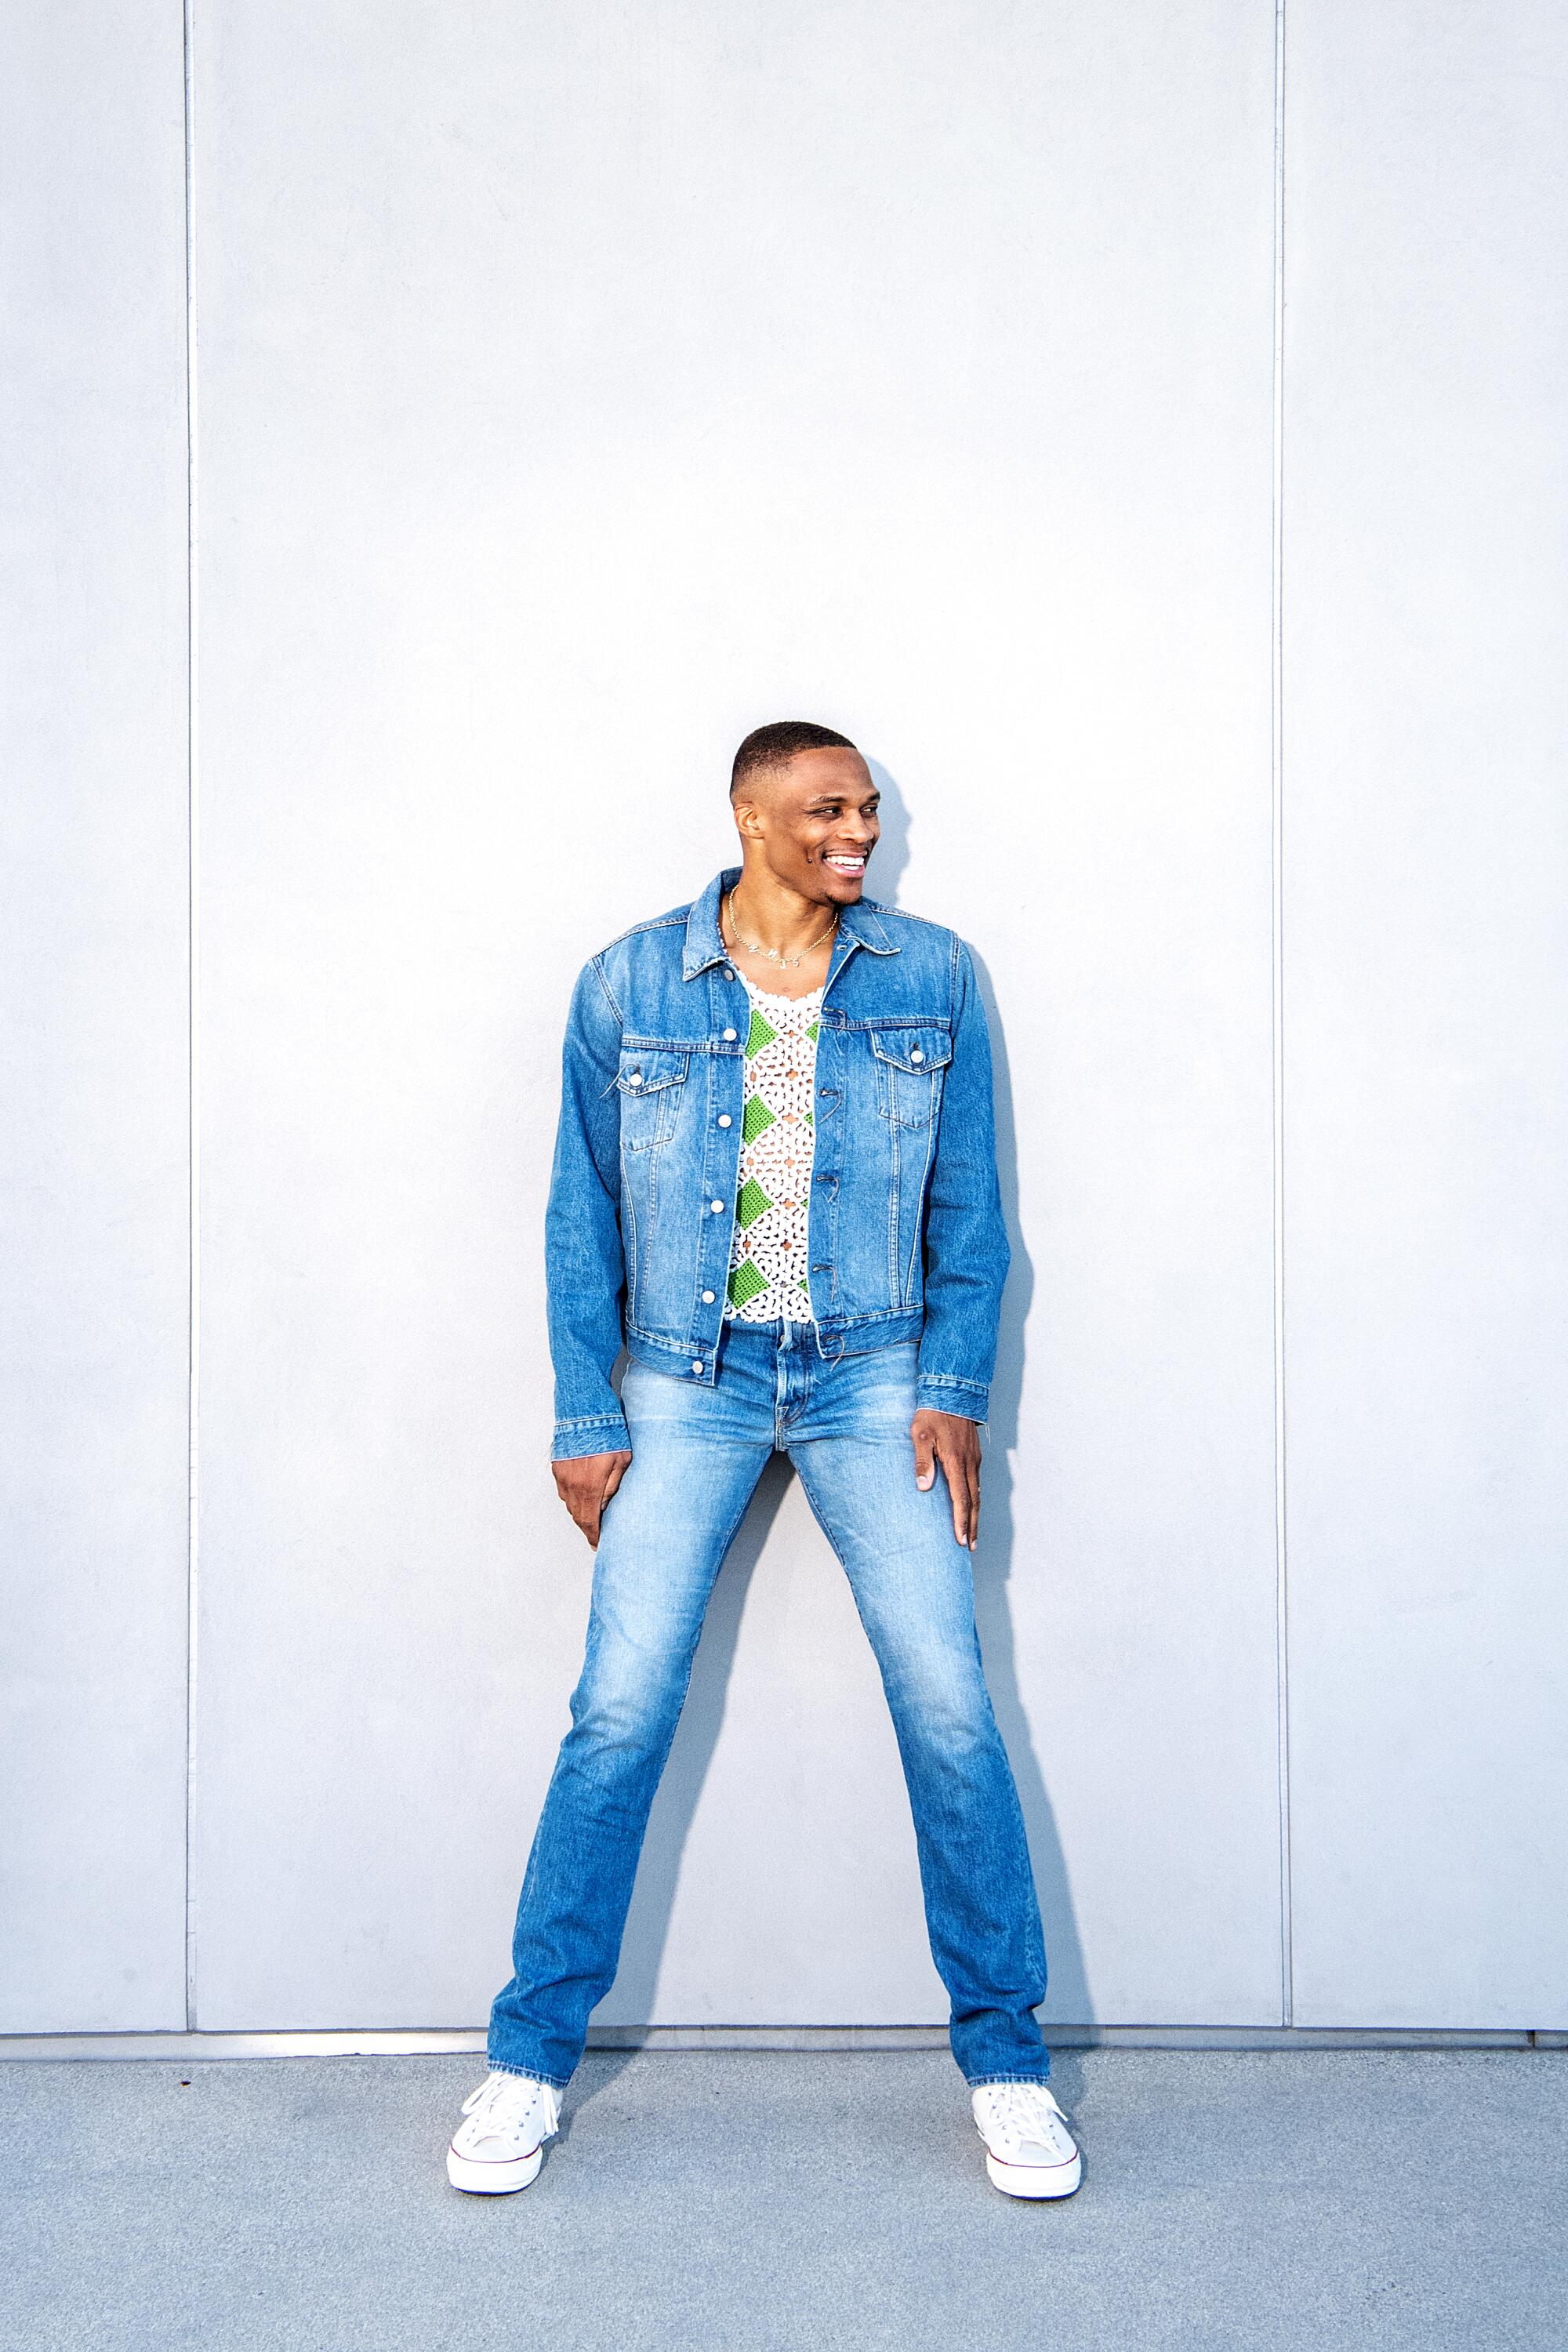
[911,1409,982,1549]
[552,1449,633,1548]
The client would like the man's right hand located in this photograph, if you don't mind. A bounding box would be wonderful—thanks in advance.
[551,1450,633,1548]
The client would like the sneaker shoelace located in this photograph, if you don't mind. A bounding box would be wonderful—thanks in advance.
[986,2082,1073,2154]
[460,2071,554,2150]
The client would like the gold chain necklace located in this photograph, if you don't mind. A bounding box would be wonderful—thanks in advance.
[724,890,839,971]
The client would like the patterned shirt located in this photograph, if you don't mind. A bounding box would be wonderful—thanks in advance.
[725,977,822,1323]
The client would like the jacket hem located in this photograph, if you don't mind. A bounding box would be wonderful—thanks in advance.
[622,1312,935,1375]
[623,1327,723,1377]
[550,1412,631,1460]
[916,1374,990,1421]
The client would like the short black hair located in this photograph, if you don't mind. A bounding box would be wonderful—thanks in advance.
[731,720,858,794]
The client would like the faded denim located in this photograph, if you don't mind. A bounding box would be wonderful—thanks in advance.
[488,1325,1051,2089]
[546,869,1011,1459]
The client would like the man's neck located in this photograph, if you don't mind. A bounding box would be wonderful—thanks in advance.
[726,867,838,959]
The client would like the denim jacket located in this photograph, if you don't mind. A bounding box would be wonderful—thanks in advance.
[546,869,1011,1457]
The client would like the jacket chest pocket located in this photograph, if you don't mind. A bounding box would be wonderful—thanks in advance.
[869,1026,953,1129]
[615,1047,689,1150]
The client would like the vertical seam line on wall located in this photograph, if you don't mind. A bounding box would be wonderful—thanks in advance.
[1270,0,1294,2031]
[183,0,201,2034]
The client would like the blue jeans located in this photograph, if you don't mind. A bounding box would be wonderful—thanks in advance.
[488,1323,1051,2089]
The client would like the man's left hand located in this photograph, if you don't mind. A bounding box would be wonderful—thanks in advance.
[910,1408,982,1549]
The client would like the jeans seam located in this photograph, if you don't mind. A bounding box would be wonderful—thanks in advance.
[497,1460,764,2093]
[484,2057,572,2089]
[789,1451,1051,2092]
[787,1454,851,1572]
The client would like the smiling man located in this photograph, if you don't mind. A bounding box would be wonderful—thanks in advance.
[445,720,1080,2202]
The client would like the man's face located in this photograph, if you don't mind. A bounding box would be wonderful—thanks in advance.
[733,747,880,906]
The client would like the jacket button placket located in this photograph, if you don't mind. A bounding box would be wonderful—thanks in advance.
[806,1026,838,1321]
[699,966,746,1358]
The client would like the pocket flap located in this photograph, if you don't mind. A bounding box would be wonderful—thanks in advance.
[616,1047,690,1094]
[869,1026,953,1075]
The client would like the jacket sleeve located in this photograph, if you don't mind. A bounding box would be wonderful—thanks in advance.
[916,939,1011,1422]
[546,956,632,1459]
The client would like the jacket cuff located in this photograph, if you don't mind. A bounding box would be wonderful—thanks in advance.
[915,1374,989,1423]
[551,1410,631,1461]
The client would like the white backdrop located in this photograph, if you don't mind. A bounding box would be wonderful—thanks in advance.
[4,1,1564,2038]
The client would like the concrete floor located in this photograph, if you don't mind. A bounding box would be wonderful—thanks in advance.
[2,2049,1564,2350]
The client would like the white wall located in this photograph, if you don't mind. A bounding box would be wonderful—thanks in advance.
[1283,2,1568,2027]
[1,4,191,2029]
[2,0,1563,2038]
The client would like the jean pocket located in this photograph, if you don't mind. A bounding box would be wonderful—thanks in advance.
[615,1047,689,1150]
[870,1026,952,1129]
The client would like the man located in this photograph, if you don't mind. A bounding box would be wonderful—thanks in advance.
[445,721,1080,2201]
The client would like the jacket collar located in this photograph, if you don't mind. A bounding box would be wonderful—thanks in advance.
[683,867,899,980]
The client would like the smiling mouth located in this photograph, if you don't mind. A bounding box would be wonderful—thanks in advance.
[823,854,868,874]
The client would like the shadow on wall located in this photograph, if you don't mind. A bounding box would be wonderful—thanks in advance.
[600,758,1090,2037]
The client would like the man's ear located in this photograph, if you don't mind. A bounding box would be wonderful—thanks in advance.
[731,793,766,843]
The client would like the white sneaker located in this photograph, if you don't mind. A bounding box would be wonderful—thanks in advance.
[446,2070,561,2194]
[971,2082,1082,2198]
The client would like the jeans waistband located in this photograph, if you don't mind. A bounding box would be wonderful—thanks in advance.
[720,1317,813,1352]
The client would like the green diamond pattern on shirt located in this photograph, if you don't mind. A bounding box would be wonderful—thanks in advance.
[728,1259,768,1310]
[727,977,822,1327]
